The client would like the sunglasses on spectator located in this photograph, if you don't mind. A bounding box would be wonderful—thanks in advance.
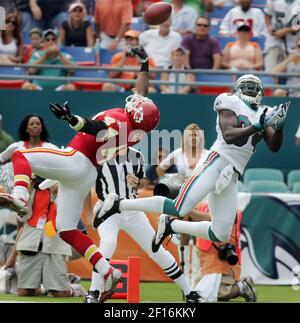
[73,8,83,12]
[45,37,57,42]
[6,20,17,25]
[196,23,209,28]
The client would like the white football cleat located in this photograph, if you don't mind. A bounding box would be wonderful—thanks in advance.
[152,214,175,253]
[99,267,122,303]
[0,193,28,216]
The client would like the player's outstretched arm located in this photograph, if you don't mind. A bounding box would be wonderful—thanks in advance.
[49,102,108,135]
[218,109,260,145]
[130,46,149,97]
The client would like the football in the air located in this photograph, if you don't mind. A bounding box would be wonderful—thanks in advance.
[143,2,172,25]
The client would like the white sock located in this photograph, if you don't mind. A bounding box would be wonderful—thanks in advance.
[89,270,103,292]
[94,258,111,276]
[12,186,29,201]
[120,196,165,213]
[237,280,244,294]
[173,274,191,296]
[172,220,211,240]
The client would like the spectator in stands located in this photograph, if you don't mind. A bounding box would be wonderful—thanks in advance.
[195,205,257,302]
[0,114,15,154]
[23,28,43,64]
[156,123,207,287]
[264,0,300,71]
[102,30,156,92]
[272,37,300,97]
[0,114,57,196]
[0,13,24,64]
[60,2,94,47]
[22,29,75,91]
[222,22,263,71]
[171,0,198,35]
[295,125,300,146]
[160,47,195,94]
[219,0,267,37]
[145,147,177,186]
[10,175,85,298]
[28,0,71,30]
[139,18,182,68]
[94,0,133,51]
[182,16,222,69]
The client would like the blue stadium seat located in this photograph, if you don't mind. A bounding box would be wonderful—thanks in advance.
[60,46,96,62]
[196,73,233,95]
[287,170,300,190]
[74,69,108,79]
[0,66,25,78]
[130,16,149,32]
[217,36,236,49]
[100,48,122,65]
[251,37,265,51]
[22,31,31,45]
[252,0,266,7]
[209,6,233,19]
[292,183,300,194]
[210,18,221,37]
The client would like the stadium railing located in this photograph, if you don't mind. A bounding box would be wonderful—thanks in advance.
[0,63,299,93]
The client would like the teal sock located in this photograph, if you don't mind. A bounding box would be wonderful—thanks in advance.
[163,199,180,217]
[208,226,221,242]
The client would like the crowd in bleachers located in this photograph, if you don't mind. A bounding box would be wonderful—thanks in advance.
[0,0,300,95]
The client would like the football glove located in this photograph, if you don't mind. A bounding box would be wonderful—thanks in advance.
[266,101,290,130]
[130,46,148,63]
[49,101,81,127]
[49,101,73,121]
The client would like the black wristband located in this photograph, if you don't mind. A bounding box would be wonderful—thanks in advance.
[141,60,149,72]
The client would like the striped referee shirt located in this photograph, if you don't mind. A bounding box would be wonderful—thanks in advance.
[95,147,145,201]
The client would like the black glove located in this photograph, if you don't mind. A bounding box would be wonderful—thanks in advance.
[49,101,73,121]
[130,46,148,63]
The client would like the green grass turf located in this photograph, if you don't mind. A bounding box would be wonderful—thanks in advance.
[0,282,299,303]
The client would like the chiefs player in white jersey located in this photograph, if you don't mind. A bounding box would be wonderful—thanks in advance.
[97,74,289,256]
[0,46,160,302]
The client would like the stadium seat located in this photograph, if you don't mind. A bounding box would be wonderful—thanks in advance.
[237,181,246,192]
[73,68,108,91]
[100,48,122,65]
[196,73,232,95]
[243,168,284,185]
[60,46,96,63]
[217,36,236,49]
[130,16,148,32]
[73,81,103,91]
[287,170,300,190]
[292,183,300,194]
[251,37,265,51]
[248,180,289,193]
[252,0,266,8]
[22,31,31,45]
[259,75,274,96]
[209,6,233,19]
[0,80,25,89]
[209,18,221,37]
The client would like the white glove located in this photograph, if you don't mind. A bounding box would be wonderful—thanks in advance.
[265,101,290,129]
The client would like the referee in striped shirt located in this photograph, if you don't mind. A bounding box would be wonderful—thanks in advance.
[85,147,201,303]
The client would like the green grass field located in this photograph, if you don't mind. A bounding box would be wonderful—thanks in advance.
[0,282,299,303]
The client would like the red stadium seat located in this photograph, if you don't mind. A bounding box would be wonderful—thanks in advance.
[73,81,103,91]
[197,86,231,95]
[77,61,96,66]
[0,80,25,89]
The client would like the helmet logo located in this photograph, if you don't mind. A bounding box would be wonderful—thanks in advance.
[133,107,144,124]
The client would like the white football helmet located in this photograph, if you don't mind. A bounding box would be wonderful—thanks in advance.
[233,74,264,105]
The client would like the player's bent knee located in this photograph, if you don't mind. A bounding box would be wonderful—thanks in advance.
[209,226,231,243]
